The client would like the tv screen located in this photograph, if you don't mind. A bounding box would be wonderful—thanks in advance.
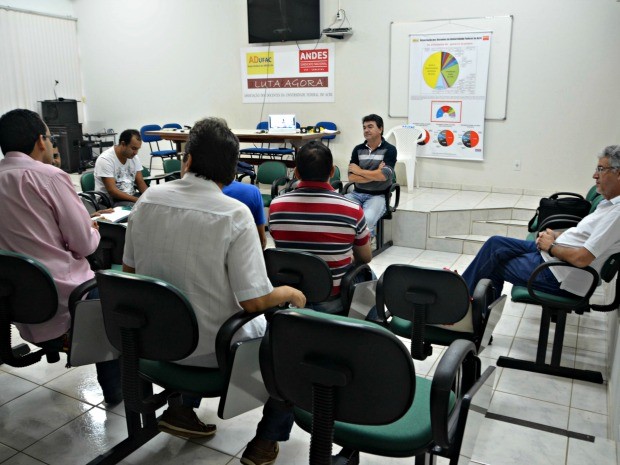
[247,0,321,43]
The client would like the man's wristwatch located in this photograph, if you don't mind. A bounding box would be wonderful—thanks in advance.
[548,243,555,257]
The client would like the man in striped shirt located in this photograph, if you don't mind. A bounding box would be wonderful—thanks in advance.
[269,141,372,314]
[345,114,397,240]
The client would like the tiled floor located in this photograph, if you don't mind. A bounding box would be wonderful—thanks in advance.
[7,180,615,464]
[1,244,616,465]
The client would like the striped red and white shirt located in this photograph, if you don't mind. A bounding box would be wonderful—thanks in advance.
[268,181,370,295]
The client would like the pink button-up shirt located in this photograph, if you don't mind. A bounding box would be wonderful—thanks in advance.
[0,152,99,342]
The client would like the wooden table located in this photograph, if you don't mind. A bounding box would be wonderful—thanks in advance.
[146,129,338,167]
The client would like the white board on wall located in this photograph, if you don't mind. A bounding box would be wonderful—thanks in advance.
[389,16,513,120]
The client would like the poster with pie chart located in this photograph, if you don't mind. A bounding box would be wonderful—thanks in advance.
[462,131,480,148]
[437,130,455,147]
[423,51,459,90]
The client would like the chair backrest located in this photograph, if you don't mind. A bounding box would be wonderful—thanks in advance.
[140,124,163,143]
[257,161,287,185]
[264,249,333,303]
[80,171,95,192]
[331,165,341,182]
[0,250,59,366]
[377,264,470,359]
[97,222,127,269]
[384,126,422,159]
[162,123,182,130]
[585,185,600,202]
[256,121,268,131]
[163,158,181,174]
[97,270,198,361]
[261,308,415,424]
[316,121,337,142]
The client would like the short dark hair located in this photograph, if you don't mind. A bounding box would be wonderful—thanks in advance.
[184,117,239,185]
[296,141,333,182]
[362,113,384,135]
[0,109,47,155]
[119,129,141,145]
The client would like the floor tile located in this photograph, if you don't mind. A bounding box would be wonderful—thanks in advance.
[493,314,521,337]
[0,443,18,463]
[23,408,128,465]
[576,327,607,354]
[566,436,617,465]
[44,365,105,406]
[0,372,38,407]
[495,368,573,406]
[568,408,608,438]
[0,453,47,465]
[571,380,608,415]
[117,433,234,465]
[0,387,92,450]
[0,359,72,386]
[471,418,568,465]
[489,390,569,429]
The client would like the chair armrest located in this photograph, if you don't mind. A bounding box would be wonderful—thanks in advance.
[271,176,291,198]
[343,182,354,194]
[389,182,400,211]
[330,180,343,193]
[82,190,113,209]
[374,272,390,324]
[471,278,494,336]
[142,173,169,185]
[430,339,479,449]
[215,309,276,371]
[340,263,373,312]
[527,261,599,309]
[68,278,98,320]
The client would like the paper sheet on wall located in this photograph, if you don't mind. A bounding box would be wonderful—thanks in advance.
[408,32,491,161]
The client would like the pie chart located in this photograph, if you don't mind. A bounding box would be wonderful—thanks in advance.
[436,105,456,118]
[462,131,480,148]
[437,130,455,147]
[423,52,459,89]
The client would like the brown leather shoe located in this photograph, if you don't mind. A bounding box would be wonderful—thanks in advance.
[240,437,279,465]
[158,405,216,438]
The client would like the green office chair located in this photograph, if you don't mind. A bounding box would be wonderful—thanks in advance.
[79,172,113,210]
[0,250,61,366]
[498,253,620,383]
[376,264,506,360]
[88,269,269,464]
[162,158,181,180]
[264,248,373,316]
[261,309,495,465]
[257,161,288,207]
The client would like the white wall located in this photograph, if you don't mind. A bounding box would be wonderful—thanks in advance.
[22,0,620,193]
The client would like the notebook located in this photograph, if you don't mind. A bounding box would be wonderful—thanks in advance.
[268,114,297,134]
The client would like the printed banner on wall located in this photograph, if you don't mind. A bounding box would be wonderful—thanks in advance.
[241,44,335,103]
[408,32,491,161]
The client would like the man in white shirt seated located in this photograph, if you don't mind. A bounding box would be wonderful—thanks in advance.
[462,145,620,301]
[122,117,305,465]
[94,129,148,205]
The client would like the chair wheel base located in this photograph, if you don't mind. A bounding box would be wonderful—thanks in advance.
[333,448,359,465]
[497,356,604,384]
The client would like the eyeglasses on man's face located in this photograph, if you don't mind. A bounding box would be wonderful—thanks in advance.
[594,165,618,174]
[43,134,58,144]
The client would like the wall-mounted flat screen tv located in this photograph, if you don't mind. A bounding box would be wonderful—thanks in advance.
[247,0,320,43]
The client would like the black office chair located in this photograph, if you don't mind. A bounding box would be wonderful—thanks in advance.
[260,308,495,465]
[344,176,400,257]
[86,269,269,464]
[376,264,506,360]
[264,248,373,316]
[87,222,127,271]
[498,252,620,384]
[0,250,61,366]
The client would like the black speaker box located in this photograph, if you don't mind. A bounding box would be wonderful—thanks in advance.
[41,100,78,125]
[48,123,83,173]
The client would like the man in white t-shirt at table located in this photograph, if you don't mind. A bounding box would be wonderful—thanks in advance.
[94,129,148,205]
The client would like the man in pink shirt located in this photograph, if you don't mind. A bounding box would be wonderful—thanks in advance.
[0,109,121,404]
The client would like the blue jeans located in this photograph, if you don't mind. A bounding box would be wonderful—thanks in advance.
[461,236,567,300]
[345,191,386,236]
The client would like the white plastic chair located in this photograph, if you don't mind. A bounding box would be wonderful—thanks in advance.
[384,125,422,192]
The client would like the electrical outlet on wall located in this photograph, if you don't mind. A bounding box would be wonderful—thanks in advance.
[336,10,344,20]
